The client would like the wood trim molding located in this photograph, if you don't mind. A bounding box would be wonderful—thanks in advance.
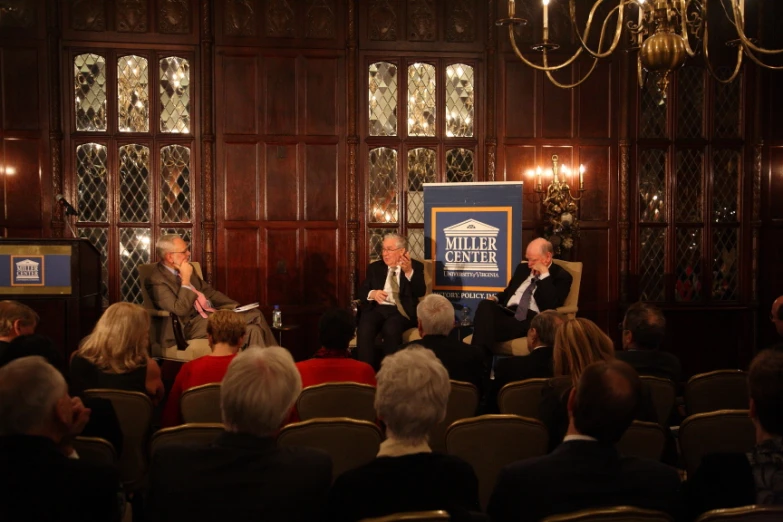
[347,0,359,302]
[48,0,64,238]
[201,0,215,284]
[485,0,496,182]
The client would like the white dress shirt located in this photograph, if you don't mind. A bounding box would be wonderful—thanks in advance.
[506,270,551,312]
[368,266,414,306]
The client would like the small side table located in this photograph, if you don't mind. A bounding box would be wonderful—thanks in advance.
[272,324,300,346]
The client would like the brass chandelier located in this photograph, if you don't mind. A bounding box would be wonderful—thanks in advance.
[497,0,783,100]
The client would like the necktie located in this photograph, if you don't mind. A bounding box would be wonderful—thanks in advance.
[177,272,216,319]
[514,277,538,321]
[388,267,410,320]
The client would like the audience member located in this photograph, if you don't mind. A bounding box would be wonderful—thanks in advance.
[488,360,681,522]
[326,346,480,522]
[770,296,783,351]
[0,356,122,522]
[0,300,39,360]
[70,302,165,404]
[685,349,783,517]
[162,310,246,426]
[398,294,484,390]
[147,347,332,522]
[616,301,681,384]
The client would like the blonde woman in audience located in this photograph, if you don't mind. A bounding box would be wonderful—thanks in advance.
[70,302,164,403]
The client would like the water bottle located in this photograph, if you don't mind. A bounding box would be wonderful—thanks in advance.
[272,305,282,328]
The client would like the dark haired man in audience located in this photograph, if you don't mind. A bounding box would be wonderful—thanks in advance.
[0,300,39,359]
[769,296,783,351]
[0,356,122,522]
[616,301,681,384]
[487,360,681,522]
[685,349,783,517]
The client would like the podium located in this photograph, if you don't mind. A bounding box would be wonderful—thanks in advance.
[0,239,102,361]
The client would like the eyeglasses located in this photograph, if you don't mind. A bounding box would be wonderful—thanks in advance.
[382,247,403,253]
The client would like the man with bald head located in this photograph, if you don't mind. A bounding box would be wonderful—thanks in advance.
[471,238,572,352]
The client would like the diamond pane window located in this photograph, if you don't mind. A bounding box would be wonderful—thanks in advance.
[120,228,151,303]
[160,145,191,223]
[79,227,109,307]
[119,144,150,223]
[369,62,398,137]
[712,228,738,301]
[159,56,191,133]
[161,228,192,247]
[76,143,109,223]
[677,67,704,139]
[407,63,436,137]
[639,150,666,222]
[445,63,474,138]
[639,227,666,302]
[675,149,702,222]
[407,148,436,224]
[75,53,107,132]
[712,149,740,223]
[369,227,397,263]
[446,148,474,183]
[408,229,424,261]
[675,228,702,302]
[714,67,742,139]
[118,55,149,133]
[369,147,398,223]
[640,82,667,138]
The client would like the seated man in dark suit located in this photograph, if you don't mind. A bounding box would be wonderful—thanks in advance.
[0,356,123,522]
[488,360,682,522]
[399,294,484,391]
[769,295,783,351]
[147,346,332,522]
[616,301,681,384]
[470,238,572,352]
[685,348,783,518]
[0,300,39,360]
[357,233,426,368]
[146,234,276,348]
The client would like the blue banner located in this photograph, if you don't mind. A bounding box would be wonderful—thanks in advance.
[0,247,72,295]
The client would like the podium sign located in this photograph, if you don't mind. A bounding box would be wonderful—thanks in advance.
[0,245,73,295]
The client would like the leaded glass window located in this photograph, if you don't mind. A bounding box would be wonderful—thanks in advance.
[118,55,149,133]
[446,148,474,183]
[160,56,191,133]
[639,150,666,223]
[369,147,398,224]
[446,64,474,138]
[76,143,108,223]
[407,63,436,137]
[119,228,151,303]
[369,62,398,137]
[639,228,666,302]
[161,145,192,223]
[118,144,150,223]
[407,148,436,225]
[75,53,107,132]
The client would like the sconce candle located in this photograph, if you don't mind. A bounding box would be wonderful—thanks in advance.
[543,0,550,40]
[579,164,585,190]
[509,0,515,17]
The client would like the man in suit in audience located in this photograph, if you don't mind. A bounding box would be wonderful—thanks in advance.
[0,300,39,360]
[357,233,426,368]
[769,296,783,351]
[488,360,682,522]
[470,238,572,352]
[147,347,332,522]
[146,234,276,349]
[0,356,123,522]
[398,294,484,391]
[616,302,681,384]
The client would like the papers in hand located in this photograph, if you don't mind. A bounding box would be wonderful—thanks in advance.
[233,302,259,312]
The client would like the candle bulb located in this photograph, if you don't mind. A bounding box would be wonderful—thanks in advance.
[543,0,550,41]
[509,0,515,18]
[638,1,644,46]
[536,166,543,190]
[579,164,585,190]
[739,0,745,23]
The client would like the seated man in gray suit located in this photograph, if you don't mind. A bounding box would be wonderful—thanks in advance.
[146,234,276,348]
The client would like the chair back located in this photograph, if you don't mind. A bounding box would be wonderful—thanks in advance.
[150,423,224,459]
[695,505,783,522]
[423,259,434,296]
[180,383,222,423]
[679,409,756,476]
[72,436,117,467]
[552,259,583,319]
[446,414,548,511]
[296,382,377,423]
[640,376,677,426]
[541,506,673,521]
[428,380,479,453]
[360,510,450,522]
[497,378,548,420]
[615,420,667,461]
[278,418,382,481]
[83,389,153,491]
[685,370,748,415]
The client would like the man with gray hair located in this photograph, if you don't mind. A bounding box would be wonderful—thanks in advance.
[398,294,484,390]
[146,234,276,349]
[0,300,39,359]
[147,347,332,522]
[0,356,122,522]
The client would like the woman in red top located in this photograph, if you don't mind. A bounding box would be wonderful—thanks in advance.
[162,310,246,426]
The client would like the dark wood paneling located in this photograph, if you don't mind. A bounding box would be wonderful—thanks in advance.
[265,143,299,220]
[575,227,610,310]
[770,146,783,220]
[266,227,301,306]
[578,60,612,139]
[504,60,536,138]
[303,227,340,307]
[503,145,538,222]
[221,54,259,135]
[223,142,260,221]
[304,57,338,135]
[578,145,611,222]
[3,138,42,226]
[265,56,297,135]
[221,227,260,306]
[304,144,337,220]
[2,47,40,131]
[542,71,574,138]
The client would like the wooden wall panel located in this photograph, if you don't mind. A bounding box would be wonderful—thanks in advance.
[304,57,338,135]
[265,56,297,135]
[504,61,536,138]
[221,54,259,135]
[575,227,610,324]
[577,60,612,139]
[770,146,783,220]
[2,48,40,131]
[265,144,299,220]
[266,228,301,306]
[223,142,259,221]
[578,145,611,221]
[3,139,42,226]
[304,144,338,221]
[222,227,260,306]
[542,73,573,138]
[303,228,340,307]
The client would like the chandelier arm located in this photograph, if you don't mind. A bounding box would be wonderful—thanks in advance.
[741,44,783,70]
[636,54,645,88]
[543,52,601,89]
[507,25,585,71]
[568,0,627,60]
[676,0,699,58]
[728,0,783,55]
[702,23,744,83]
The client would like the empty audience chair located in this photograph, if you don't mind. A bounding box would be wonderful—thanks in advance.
[679,410,756,477]
[428,380,480,453]
[296,382,377,423]
[446,414,548,511]
[541,506,673,522]
[180,383,222,424]
[277,418,383,481]
[72,436,117,467]
[640,376,677,426]
[359,510,450,522]
[685,370,748,415]
[497,378,549,419]
[150,423,224,459]
[83,389,152,491]
[694,505,783,522]
[615,420,667,461]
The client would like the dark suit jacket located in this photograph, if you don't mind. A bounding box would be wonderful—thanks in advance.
[496,262,573,311]
[146,431,332,522]
[684,453,756,520]
[400,334,485,391]
[487,440,682,522]
[359,259,427,321]
[616,349,682,384]
[486,346,554,413]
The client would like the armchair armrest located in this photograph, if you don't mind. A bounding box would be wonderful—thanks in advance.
[555,305,579,319]
[145,309,171,318]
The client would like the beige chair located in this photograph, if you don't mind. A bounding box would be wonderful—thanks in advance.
[679,409,756,476]
[446,414,548,511]
[137,262,212,361]
[615,420,667,461]
[296,382,377,423]
[640,376,677,426]
[497,378,549,420]
[360,511,450,522]
[180,383,223,423]
[83,389,153,491]
[72,436,117,467]
[695,505,783,522]
[428,380,480,453]
[464,259,583,356]
[150,423,224,458]
[278,418,383,481]
[542,506,673,522]
[685,370,748,415]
